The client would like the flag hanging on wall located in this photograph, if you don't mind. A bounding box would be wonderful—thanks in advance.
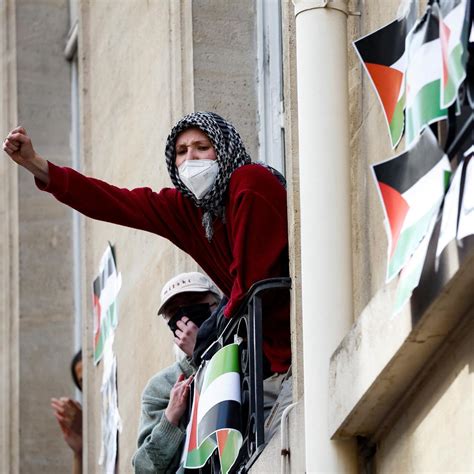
[438,0,470,108]
[436,157,464,258]
[393,210,438,314]
[355,0,470,149]
[180,343,243,474]
[92,244,122,364]
[372,128,451,283]
[404,5,449,147]
[456,153,474,240]
[353,1,417,148]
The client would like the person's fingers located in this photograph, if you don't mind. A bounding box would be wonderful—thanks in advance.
[54,413,68,424]
[10,125,26,135]
[174,328,183,338]
[176,319,188,331]
[52,405,66,416]
[3,143,16,156]
[186,320,198,330]
[3,139,19,151]
[7,132,29,144]
[176,319,198,335]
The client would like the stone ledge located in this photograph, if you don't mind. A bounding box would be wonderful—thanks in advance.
[329,249,474,439]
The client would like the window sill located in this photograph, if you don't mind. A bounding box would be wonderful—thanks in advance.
[329,246,474,440]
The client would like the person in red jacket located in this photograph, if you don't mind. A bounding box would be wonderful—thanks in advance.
[3,111,291,439]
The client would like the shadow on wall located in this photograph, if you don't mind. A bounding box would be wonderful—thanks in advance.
[375,312,474,472]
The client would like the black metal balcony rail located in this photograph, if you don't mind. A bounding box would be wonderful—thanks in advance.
[193,277,292,474]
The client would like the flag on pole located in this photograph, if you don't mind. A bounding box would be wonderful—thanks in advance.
[181,343,243,474]
[372,128,451,282]
[405,5,449,147]
[438,0,470,108]
[354,1,417,148]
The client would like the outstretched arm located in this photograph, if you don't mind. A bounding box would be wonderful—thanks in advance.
[3,126,49,185]
[4,126,184,240]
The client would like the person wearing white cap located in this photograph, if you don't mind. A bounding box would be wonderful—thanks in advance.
[132,272,220,474]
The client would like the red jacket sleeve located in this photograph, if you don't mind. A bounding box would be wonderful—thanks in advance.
[35,161,180,240]
[223,167,289,317]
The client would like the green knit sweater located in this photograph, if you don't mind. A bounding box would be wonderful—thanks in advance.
[132,358,195,473]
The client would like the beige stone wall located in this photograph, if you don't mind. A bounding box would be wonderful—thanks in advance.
[78,1,196,471]
[376,315,474,473]
[13,0,76,472]
[192,0,258,158]
[0,1,20,472]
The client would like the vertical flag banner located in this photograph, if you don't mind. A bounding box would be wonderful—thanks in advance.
[98,340,122,473]
[181,343,243,474]
[436,159,464,258]
[372,128,451,283]
[353,1,417,148]
[457,155,474,240]
[93,245,122,364]
[404,5,449,147]
[438,0,470,108]
[394,211,438,314]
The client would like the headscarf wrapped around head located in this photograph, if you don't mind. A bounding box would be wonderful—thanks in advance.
[165,111,252,241]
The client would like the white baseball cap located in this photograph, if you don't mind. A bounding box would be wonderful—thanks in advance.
[157,271,221,315]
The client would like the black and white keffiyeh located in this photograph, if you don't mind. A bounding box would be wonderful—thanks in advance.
[165,111,252,241]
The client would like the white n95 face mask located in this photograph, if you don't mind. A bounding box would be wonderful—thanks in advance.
[178,159,219,199]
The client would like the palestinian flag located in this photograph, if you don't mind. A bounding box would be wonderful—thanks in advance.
[354,1,417,148]
[405,5,449,147]
[393,211,438,314]
[457,154,474,240]
[181,343,243,474]
[438,0,471,108]
[372,128,451,283]
[436,158,464,258]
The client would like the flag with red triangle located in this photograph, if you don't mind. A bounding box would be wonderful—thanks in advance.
[354,1,417,148]
[372,128,451,283]
[180,343,243,474]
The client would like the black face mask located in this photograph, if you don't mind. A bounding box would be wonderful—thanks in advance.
[167,303,212,336]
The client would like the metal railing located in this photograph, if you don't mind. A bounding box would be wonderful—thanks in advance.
[195,277,291,473]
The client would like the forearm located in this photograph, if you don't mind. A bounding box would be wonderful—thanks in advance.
[22,152,50,185]
[73,451,82,474]
[35,162,171,234]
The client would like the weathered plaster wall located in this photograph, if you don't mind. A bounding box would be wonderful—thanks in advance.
[0,1,19,472]
[78,1,195,472]
[192,0,258,159]
[15,0,75,472]
[376,315,474,473]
